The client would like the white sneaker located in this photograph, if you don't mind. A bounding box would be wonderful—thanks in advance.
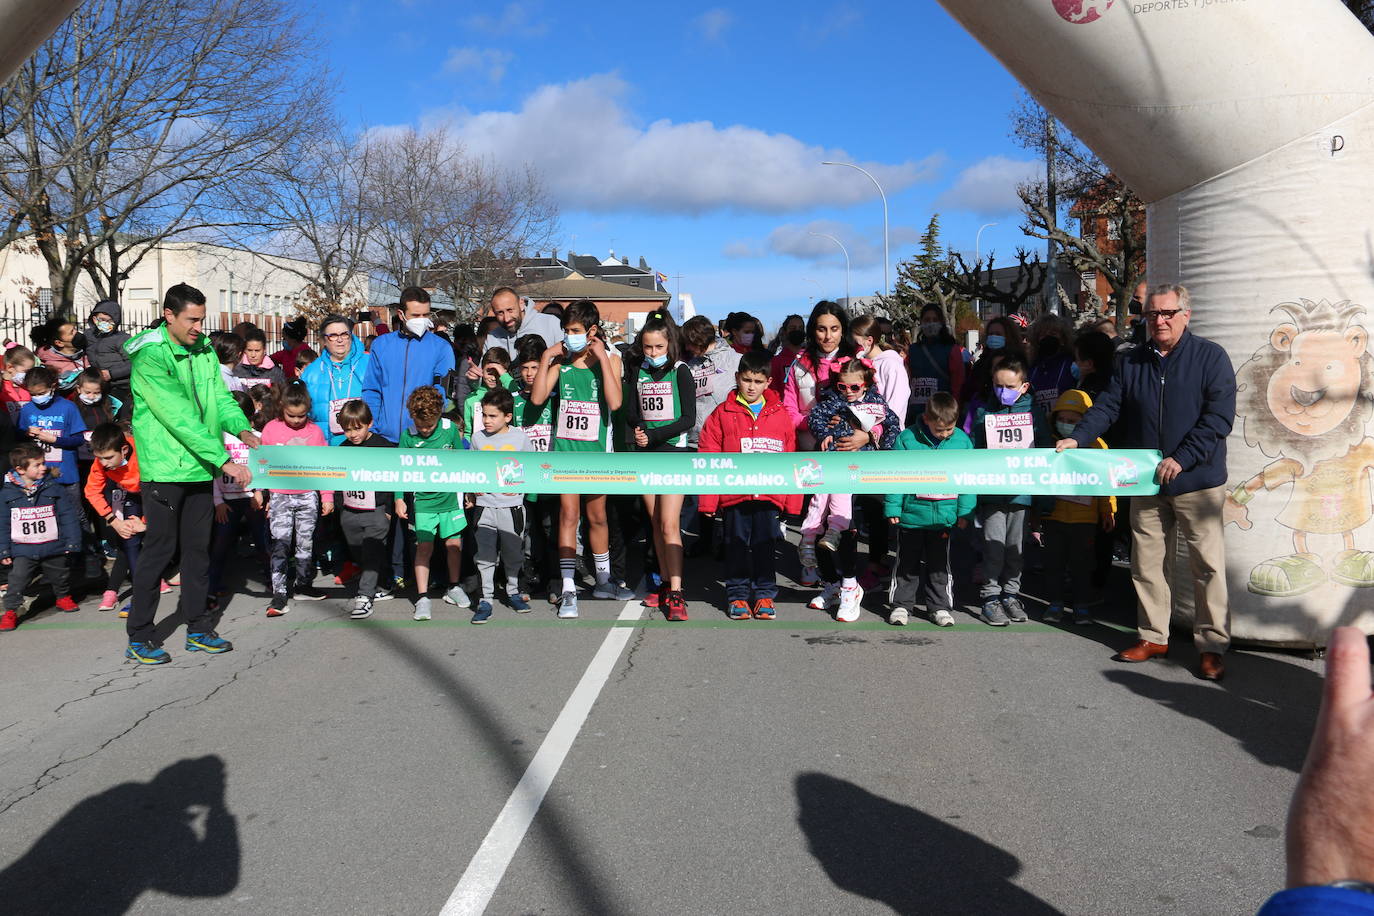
[413,596,432,621]
[557,590,579,619]
[444,585,470,608]
[889,607,910,626]
[350,596,374,620]
[836,582,864,622]
[807,582,840,611]
[932,609,955,627]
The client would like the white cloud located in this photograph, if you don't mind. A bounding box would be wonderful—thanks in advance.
[434,74,941,214]
[443,47,514,83]
[800,3,862,42]
[935,155,1040,216]
[464,2,548,37]
[766,220,884,268]
[694,8,734,42]
[722,240,763,259]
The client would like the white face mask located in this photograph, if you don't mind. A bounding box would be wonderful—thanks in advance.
[405,317,432,338]
[10,370,26,386]
[78,392,101,405]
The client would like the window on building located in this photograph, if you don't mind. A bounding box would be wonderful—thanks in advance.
[1107,219,1122,241]
[219,289,227,311]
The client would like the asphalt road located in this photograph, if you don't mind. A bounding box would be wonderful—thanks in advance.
[0,537,1320,915]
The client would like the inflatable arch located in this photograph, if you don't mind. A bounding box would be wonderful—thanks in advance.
[938,0,1374,646]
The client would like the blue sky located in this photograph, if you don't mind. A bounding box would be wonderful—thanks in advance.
[323,0,1044,327]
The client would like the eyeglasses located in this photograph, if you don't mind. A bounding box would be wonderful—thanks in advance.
[1143,309,1185,322]
[835,382,865,393]
[323,332,350,340]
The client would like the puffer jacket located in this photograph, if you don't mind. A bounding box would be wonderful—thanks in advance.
[124,325,250,483]
[232,354,286,389]
[869,348,911,423]
[883,422,975,529]
[806,387,899,452]
[685,338,740,448]
[0,472,81,559]
[85,300,132,394]
[697,389,802,516]
[300,335,370,445]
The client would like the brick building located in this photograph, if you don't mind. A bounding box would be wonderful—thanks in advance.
[1067,177,1147,312]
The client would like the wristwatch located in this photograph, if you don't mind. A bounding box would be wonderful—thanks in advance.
[1330,881,1374,895]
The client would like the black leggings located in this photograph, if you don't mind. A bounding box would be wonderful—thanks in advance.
[817,529,858,583]
[857,495,891,567]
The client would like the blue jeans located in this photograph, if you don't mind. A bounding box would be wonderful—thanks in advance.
[723,501,779,602]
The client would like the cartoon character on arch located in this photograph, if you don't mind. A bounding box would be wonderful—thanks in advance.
[1225,298,1374,597]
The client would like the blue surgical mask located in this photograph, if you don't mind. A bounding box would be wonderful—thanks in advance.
[994,385,1022,407]
[1055,420,1078,438]
[1070,362,1082,382]
[987,334,1006,350]
[30,392,53,408]
[564,332,588,353]
[644,353,667,369]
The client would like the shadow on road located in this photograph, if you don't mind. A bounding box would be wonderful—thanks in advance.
[0,755,238,916]
[795,772,1064,915]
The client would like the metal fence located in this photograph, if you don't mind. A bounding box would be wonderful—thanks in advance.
[0,298,285,352]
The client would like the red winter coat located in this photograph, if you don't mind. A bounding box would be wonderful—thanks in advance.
[697,389,803,516]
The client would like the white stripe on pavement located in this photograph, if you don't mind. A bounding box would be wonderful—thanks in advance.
[439,599,645,916]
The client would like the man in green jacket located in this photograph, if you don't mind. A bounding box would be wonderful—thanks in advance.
[124,284,260,665]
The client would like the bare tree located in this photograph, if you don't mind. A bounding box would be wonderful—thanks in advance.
[944,248,1047,316]
[359,126,558,318]
[1010,92,1146,328]
[0,0,327,315]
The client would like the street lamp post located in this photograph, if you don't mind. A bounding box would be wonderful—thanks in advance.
[808,232,850,308]
[802,276,823,301]
[975,222,997,321]
[822,161,889,298]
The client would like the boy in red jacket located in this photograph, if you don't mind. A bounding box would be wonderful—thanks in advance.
[698,351,802,620]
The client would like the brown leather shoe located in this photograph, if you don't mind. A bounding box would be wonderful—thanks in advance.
[1197,652,1226,681]
[1114,639,1169,663]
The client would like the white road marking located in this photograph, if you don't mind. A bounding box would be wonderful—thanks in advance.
[439,599,645,916]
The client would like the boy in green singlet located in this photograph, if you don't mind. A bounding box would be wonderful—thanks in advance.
[529,300,629,618]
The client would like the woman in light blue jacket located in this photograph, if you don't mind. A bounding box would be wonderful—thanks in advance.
[300,314,370,445]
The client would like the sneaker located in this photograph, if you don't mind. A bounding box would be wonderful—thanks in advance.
[126,641,170,664]
[819,527,842,552]
[752,598,776,620]
[0,609,16,631]
[98,590,118,612]
[728,599,752,620]
[1043,604,1065,624]
[665,591,689,622]
[642,589,660,609]
[294,582,327,601]
[117,604,130,619]
[373,586,394,601]
[350,596,374,620]
[799,566,820,587]
[472,601,493,624]
[444,585,471,608]
[799,537,818,569]
[1073,607,1094,626]
[508,593,531,613]
[557,590,578,619]
[592,580,634,601]
[55,595,79,613]
[808,582,840,611]
[394,576,407,592]
[889,607,910,626]
[413,596,432,621]
[167,573,182,587]
[266,594,289,617]
[1002,595,1028,623]
[185,631,233,654]
[981,597,1010,627]
[931,609,955,627]
[333,561,361,586]
[836,582,864,623]
[159,580,172,594]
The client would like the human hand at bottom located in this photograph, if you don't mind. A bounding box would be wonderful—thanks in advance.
[1287,626,1374,887]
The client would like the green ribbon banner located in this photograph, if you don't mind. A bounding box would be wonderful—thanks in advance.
[250,446,1161,497]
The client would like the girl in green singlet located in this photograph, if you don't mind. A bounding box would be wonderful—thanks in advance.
[529,300,626,618]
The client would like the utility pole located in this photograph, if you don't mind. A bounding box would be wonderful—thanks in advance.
[1044,116,1060,315]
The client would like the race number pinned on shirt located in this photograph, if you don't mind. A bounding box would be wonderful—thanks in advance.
[691,363,711,396]
[329,399,350,435]
[911,377,938,408]
[221,436,251,500]
[12,505,56,544]
[985,412,1033,450]
[240,377,271,389]
[42,441,62,464]
[524,423,552,452]
[1059,494,1093,506]
[343,490,376,511]
[917,493,957,501]
[740,436,784,454]
[557,400,600,442]
[639,381,674,422]
[1035,388,1060,415]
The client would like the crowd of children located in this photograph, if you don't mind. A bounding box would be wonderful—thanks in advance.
[0,296,1123,634]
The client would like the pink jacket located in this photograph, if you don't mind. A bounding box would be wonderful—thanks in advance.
[261,418,333,502]
[870,348,910,423]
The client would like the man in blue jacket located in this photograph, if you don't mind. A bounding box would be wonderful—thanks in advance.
[301,314,370,445]
[360,288,455,442]
[1056,284,1236,680]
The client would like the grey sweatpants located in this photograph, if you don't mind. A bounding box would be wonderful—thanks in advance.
[269,491,318,596]
[475,504,525,600]
[977,504,1026,599]
[340,507,390,600]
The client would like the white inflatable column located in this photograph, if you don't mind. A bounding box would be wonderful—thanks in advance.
[937,0,1374,646]
[0,0,81,83]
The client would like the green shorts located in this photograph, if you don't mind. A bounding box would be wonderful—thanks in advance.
[413,507,466,543]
